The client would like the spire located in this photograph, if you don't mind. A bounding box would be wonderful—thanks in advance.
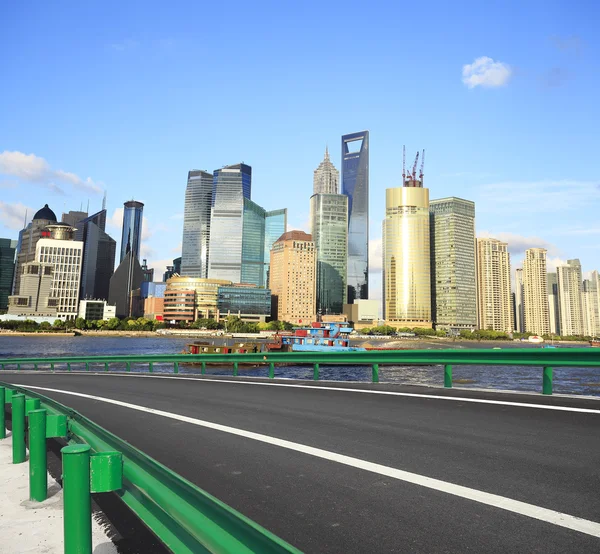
[325,145,329,160]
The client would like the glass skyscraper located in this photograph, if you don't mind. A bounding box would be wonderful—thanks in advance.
[264,209,286,286]
[310,193,348,315]
[342,131,369,303]
[181,170,213,278]
[0,238,17,311]
[208,164,252,282]
[120,200,144,263]
[429,198,477,330]
[241,199,266,286]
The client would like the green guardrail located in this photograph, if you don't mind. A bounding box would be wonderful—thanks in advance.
[2,348,600,395]
[0,383,301,554]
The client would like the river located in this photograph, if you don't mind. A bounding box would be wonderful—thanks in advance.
[0,335,598,397]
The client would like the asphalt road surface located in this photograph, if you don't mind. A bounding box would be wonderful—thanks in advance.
[3,372,600,553]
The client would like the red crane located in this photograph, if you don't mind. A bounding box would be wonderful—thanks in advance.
[411,151,419,181]
[419,149,425,182]
[402,145,406,183]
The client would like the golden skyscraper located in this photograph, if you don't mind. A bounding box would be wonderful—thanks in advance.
[383,183,432,328]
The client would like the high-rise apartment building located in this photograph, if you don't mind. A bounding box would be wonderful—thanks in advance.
[74,209,116,301]
[476,238,513,332]
[515,268,525,333]
[269,231,316,324]
[429,197,477,330]
[36,223,84,319]
[13,204,58,296]
[556,259,584,336]
[313,147,339,194]
[208,164,252,282]
[582,273,600,337]
[0,239,17,311]
[547,272,561,335]
[522,248,550,336]
[383,185,431,327]
[342,131,369,303]
[310,193,348,315]
[120,200,144,263]
[181,170,213,278]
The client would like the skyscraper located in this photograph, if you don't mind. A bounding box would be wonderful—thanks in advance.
[383,185,431,327]
[313,147,339,194]
[522,248,550,336]
[74,209,116,301]
[429,197,477,330]
[582,274,600,337]
[342,131,369,303]
[556,259,584,336]
[0,239,17,311]
[476,238,513,332]
[208,164,252,282]
[547,272,560,335]
[515,268,525,333]
[269,231,317,324]
[13,204,58,296]
[120,200,144,263]
[263,209,287,286]
[181,170,213,278]
[310,193,348,315]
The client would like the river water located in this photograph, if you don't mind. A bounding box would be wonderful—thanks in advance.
[0,335,599,397]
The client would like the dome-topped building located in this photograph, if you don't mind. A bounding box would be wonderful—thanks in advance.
[33,204,57,222]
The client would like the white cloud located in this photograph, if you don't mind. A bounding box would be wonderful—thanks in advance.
[0,151,102,194]
[546,257,568,272]
[0,201,34,230]
[369,237,383,271]
[106,207,124,233]
[477,231,560,256]
[462,56,512,88]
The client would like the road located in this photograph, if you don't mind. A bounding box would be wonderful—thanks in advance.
[3,372,600,553]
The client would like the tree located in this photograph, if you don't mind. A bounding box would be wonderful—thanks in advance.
[39,321,52,331]
[52,319,65,330]
[106,317,121,330]
[75,317,86,330]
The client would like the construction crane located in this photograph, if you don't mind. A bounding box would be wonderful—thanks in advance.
[411,151,420,181]
[402,145,406,183]
[419,149,425,182]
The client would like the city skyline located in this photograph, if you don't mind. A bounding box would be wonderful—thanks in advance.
[1,2,599,304]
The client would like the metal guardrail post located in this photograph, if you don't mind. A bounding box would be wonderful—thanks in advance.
[372,364,379,383]
[17,363,21,371]
[34,363,38,371]
[50,362,54,371]
[313,363,319,381]
[269,362,275,379]
[149,362,154,373]
[173,361,179,374]
[0,386,5,439]
[85,362,89,372]
[26,398,41,413]
[233,361,238,377]
[67,362,71,372]
[201,361,206,375]
[61,444,92,554]
[29,409,47,501]
[444,365,453,388]
[104,362,109,372]
[12,393,26,464]
[543,366,553,395]
[126,361,131,372]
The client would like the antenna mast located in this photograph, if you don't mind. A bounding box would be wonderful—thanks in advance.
[402,145,406,183]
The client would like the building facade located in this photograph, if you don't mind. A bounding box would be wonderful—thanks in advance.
[429,198,477,330]
[13,204,58,296]
[217,285,271,323]
[269,231,316,324]
[476,238,513,333]
[313,147,339,194]
[78,300,116,321]
[163,276,232,322]
[556,259,584,336]
[383,186,432,328]
[343,299,379,328]
[582,273,600,337]
[547,272,561,336]
[342,131,369,303]
[7,261,57,317]
[208,164,252,282]
[120,200,144,263]
[515,268,525,333]
[108,252,144,318]
[310,193,348,315]
[181,170,213,278]
[522,248,550,336]
[0,239,17,311]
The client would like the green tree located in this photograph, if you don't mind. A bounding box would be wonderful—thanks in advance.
[39,321,52,331]
[106,317,121,330]
[75,317,86,330]
[52,319,65,330]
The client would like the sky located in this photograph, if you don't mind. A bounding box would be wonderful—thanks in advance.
[1,0,599,301]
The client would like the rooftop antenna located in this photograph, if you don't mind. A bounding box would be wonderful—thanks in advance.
[86,199,89,214]
[402,145,406,184]
[102,191,107,211]
[23,209,28,227]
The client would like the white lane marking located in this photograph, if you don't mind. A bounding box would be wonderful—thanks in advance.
[24,371,600,414]
[16,384,600,538]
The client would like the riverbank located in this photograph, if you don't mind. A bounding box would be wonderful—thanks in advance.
[0,331,76,337]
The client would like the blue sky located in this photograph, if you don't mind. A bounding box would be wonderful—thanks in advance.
[1,0,599,300]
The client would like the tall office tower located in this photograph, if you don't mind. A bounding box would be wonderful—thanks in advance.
[13,204,57,296]
[310,193,348,315]
[62,210,88,227]
[313,147,339,194]
[342,131,369,303]
[547,272,561,335]
[476,238,513,332]
[208,164,252,282]
[0,239,17,311]
[522,248,550,336]
[109,252,143,318]
[8,262,57,317]
[74,209,116,301]
[263,209,287,286]
[429,198,477,330]
[141,259,154,282]
[582,275,600,337]
[515,268,525,333]
[556,259,584,336]
[383,182,431,328]
[36,223,84,319]
[269,231,317,324]
[181,170,213,278]
[120,200,144,263]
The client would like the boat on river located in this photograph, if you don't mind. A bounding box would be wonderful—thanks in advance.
[590,338,600,348]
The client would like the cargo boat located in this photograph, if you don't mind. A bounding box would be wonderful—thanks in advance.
[590,338,600,348]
